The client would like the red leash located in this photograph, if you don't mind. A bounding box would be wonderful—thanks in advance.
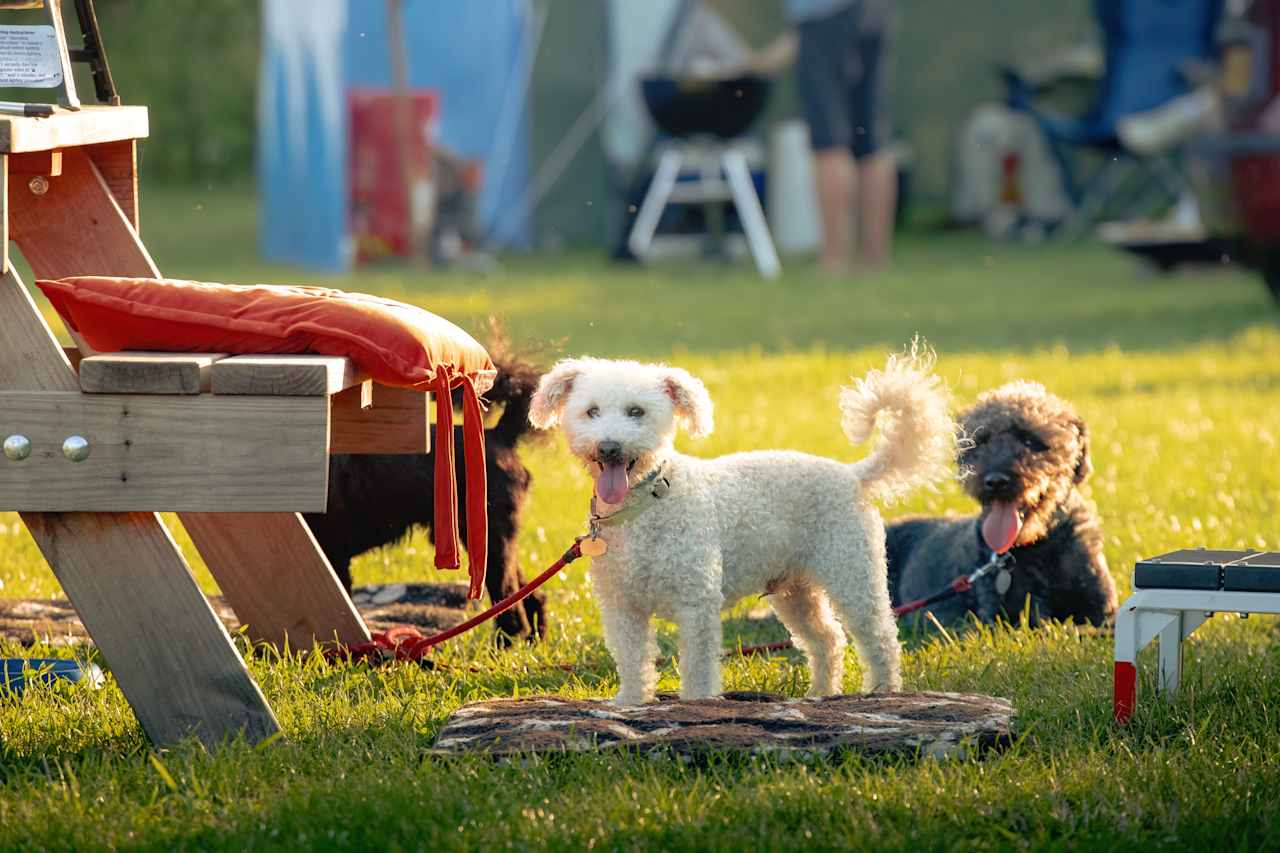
[736,551,1013,658]
[327,542,583,664]
[327,544,1011,665]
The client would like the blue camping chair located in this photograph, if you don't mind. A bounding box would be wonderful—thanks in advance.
[1004,0,1225,234]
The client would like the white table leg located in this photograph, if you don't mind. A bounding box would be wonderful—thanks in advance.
[1114,600,1139,722]
[1158,611,1184,696]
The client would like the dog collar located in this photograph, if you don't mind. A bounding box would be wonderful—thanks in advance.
[973,520,1018,595]
[578,465,670,556]
[591,464,670,528]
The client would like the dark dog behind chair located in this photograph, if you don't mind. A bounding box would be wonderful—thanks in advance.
[304,337,548,643]
[886,381,1117,628]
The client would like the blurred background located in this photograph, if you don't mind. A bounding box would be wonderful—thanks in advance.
[40,0,1269,302]
[74,2,1096,257]
[94,0,1091,216]
[13,0,1280,305]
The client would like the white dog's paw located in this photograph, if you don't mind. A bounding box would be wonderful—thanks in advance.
[610,689,650,707]
[862,673,903,694]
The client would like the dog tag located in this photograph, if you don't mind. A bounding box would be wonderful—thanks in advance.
[651,478,670,499]
[579,536,608,557]
[995,568,1012,596]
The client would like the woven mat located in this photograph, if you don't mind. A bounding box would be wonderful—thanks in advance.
[432,691,1015,759]
[0,582,473,647]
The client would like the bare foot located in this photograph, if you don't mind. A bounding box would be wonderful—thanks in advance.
[817,255,849,276]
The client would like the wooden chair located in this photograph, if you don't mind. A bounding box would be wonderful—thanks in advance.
[0,102,453,749]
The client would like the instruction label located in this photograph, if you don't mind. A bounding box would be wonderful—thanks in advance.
[0,26,61,87]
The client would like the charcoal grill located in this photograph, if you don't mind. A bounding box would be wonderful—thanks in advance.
[628,72,780,277]
[640,73,771,140]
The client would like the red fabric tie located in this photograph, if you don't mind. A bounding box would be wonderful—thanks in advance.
[430,366,488,599]
[433,365,460,571]
[459,375,488,599]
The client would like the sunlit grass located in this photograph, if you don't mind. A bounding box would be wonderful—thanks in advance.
[2,186,1279,849]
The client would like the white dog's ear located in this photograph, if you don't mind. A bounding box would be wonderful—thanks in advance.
[661,367,714,438]
[530,359,584,429]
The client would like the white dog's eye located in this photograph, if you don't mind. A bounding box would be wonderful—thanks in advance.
[626,406,645,418]
[586,405,600,419]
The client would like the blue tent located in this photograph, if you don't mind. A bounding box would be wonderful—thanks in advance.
[259,0,533,271]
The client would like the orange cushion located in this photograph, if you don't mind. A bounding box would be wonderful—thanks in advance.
[37,276,493,597]
[36,276,495,394]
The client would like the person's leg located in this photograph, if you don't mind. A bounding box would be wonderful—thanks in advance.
[795,9,859,272]
[850,26,895,269]
[857,151,896,269]
[814,147,856,272]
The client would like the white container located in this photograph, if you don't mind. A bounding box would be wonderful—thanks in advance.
[767,119,822,255]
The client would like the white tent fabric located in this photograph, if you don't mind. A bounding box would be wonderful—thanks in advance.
[951,102,1071,231]
[258,0,352,269]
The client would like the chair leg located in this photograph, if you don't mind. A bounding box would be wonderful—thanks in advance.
[722,147,781,279]
[1063,157,1127,240]
[1064,152,1187,240]
[1113,156,1184,222]
[627,147,683,261]
[1147,155,1190,203]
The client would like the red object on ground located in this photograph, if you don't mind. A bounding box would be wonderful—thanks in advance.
[330,542,584,664]
[1227,1,1280,243]
[1114,660,1137,722]
[38,275,494,596]
[348,87,439,263]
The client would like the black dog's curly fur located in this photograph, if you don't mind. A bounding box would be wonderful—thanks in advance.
[886,381,1117,628]
[304,337,548,642]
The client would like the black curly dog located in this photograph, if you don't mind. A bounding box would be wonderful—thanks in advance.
[886,381,1117,628]
[304,343,548,643]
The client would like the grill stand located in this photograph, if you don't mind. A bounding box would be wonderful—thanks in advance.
[627,140,781,279]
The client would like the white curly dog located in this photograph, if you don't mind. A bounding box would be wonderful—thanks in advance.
[529,351,954,705]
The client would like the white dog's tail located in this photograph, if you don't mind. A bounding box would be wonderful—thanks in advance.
[840,344,955,504]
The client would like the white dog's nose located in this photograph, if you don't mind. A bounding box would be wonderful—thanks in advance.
[597,440,624,463]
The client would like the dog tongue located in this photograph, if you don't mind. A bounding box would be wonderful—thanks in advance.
[982,500,1022,554]
[595,461,630,505]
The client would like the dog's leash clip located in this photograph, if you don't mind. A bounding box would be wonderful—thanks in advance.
[578,511,608,557]
[578,467,672,558]
[986,551,1015,595]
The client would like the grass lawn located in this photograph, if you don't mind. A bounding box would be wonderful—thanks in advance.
[2,185,1280,850]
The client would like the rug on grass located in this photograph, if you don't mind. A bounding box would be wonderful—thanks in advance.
[431,691,1015,759]
[0,582,473,646]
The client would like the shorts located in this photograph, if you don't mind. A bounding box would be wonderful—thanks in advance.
[796,2,892,158]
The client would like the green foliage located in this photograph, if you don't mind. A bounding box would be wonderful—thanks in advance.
[3,186,1280,847]
[94,0,259,183]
